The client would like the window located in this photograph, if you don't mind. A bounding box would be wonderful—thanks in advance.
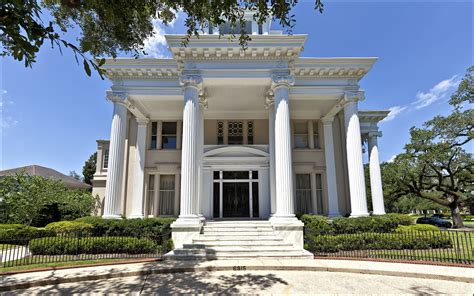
[161,122,177,149]
[151,122,158,149]
[247,121,254,144]
[313,121,321,149]
[315,174,323,215]
[258,23,263,34]
[217,121,224,145]
[103,149,109,169]
[219,21,252,34]
[294,122,308,148]
[159,175,175,215]
[295,174,312,214]
[147,175,155,216]
[228,121,243,145]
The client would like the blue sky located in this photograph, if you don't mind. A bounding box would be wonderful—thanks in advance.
[1,1,472,176]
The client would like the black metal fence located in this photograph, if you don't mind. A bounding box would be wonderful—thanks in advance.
[0,231,172,268]
[304,228,473,265]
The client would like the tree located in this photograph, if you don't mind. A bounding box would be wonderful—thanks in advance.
[69,170,81,180]
[2,1,324,77]
[0,173,98,226]
[384,67,473,228]
[82,152,97,186]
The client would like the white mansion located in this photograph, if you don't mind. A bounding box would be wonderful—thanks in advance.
[92,14,388,259]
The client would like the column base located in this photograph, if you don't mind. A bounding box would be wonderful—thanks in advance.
[128,214,144,219]
[350,212,370,217]
[171,216,203,249]
[372,211,386,216]
[102,214,122,219]
[269,215,304,249]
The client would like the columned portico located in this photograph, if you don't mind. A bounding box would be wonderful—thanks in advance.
[344,92,369,217]
[103,92,129,219]
[368,132,386,215]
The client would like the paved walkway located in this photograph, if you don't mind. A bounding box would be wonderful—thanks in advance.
[1,259,473,294]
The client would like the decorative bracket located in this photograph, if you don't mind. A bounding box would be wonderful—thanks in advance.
[199,89,208,109]
[264,89,274,109]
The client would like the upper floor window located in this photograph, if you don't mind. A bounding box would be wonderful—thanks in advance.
[162,122,177,149]
[103,149,109,169]
[294,122,309,149]
[216,120,254,145]
[228,121,243,145]
[313,121,321,149]
[151,122,158,149]
[219,21,252,34]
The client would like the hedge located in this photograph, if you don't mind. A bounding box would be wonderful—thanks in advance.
[396,224,439,232]
[29,236,158,255]
[45,221,93,236]
[0,224,25,230]
[305,231,452,253]
[301,214,414,235]
[75,217,175,242]
[0,227,55,245]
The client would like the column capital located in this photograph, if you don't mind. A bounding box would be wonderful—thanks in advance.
[343,90,365,104]
[264,89,274,109]
[199,89,208,109]
[271,74,295,90]
[321,116,335,124]
[136,117,149,125]
[106,91,129,106]
[368,131,383,138]
[179,74,203,89]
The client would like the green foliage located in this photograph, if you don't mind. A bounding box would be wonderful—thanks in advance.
[29,236,157,255]
[382,67,473,228]
[305,232,452,253]
[0,224,25,230]
[2,1,324,77]
[396,224,439,233]
[82,152,97,186]
[0,173,97,226]
[45,221,93,236]
[75,216,174,243]
[302,214,414,234]
[0,227,55,245]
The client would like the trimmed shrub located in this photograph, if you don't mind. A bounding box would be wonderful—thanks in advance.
[300,215,333,235]
[0,227,55,245]
[0,224,25,230]
[305,231,452,253]
[45,221,93,236]
[396,224,439,232]
[385,213,414,226]
[29,236,157,255]
[331,216,398,234]
[75,217,174,243]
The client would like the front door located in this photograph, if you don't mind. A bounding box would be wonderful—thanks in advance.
[223,182,250,217]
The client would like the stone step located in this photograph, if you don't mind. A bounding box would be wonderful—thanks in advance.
[202,232,276,236]
[203,226,274,231]
[205,220,271,225]
[183,244,295,251]
[173,248,311,256]
[191,240,293,247]
[200,236,280,241]
[165,250,314,260]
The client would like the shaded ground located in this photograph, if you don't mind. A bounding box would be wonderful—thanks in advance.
[4,270,473,295]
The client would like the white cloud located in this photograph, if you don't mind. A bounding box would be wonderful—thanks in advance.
[412,75,460,109]
[382,105,408,122]
[142,13,179,58]
[0,95,18,130]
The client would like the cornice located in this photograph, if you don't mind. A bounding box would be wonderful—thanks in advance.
[359,110,390,122]
[294,58,377,81]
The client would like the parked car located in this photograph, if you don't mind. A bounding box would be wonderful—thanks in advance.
[416,216,452,228]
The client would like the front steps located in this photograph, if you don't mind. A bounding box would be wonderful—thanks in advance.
[165,220,313,260]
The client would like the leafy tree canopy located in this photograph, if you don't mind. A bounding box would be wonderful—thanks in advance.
[383,67,473,228]
[82,152,97,186]
[1,0,324,77]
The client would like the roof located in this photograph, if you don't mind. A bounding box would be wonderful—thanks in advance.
[0,165,92,190]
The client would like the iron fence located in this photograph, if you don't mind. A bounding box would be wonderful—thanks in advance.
[0,230,172,268]
[304,228,473,265]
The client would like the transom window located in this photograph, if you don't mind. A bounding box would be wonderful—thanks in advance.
[216,120,254,145]
[228,121,243,145]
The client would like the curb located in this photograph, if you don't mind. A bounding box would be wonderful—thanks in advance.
[1,262,473,292]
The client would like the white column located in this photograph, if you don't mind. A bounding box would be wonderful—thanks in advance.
[322,117,340,217]
[103,93,128,219]
[271,75,296,220]
[196,101,205,220]
[251,21,259,35]
[268,103,277,215]
[368,132,386,215]
[176,75,201,222]
[343,93,369,217]
[129,118,148,218]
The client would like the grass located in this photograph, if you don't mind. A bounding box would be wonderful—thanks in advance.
[0,258,155,273]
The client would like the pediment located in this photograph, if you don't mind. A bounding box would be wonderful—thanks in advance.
[204,146,269,158]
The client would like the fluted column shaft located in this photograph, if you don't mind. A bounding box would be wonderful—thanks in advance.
[103,101,128,219]
[344,100,369,217]
[368,134,386,215]
[129,119,148,218]
[273,76,295,219]
[322,118,340,217]
[178,76,201,220]
[268,106,277,215]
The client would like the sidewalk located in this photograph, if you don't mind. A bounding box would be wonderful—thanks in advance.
[1,259,472,292]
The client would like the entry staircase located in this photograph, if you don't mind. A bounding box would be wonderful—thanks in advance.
[165,220,313,260]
